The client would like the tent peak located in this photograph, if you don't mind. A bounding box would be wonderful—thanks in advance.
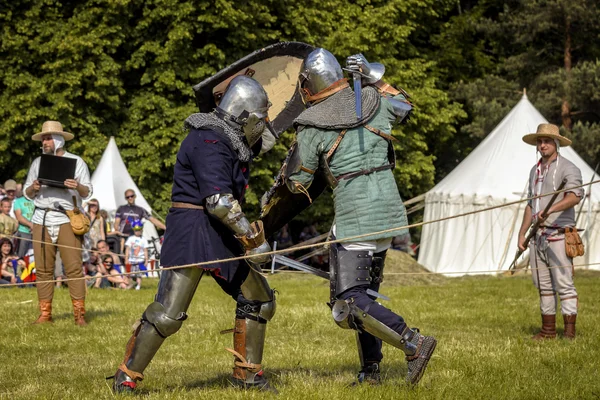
[522,88,527,99]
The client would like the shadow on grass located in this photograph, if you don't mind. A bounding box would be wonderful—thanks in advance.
[160,362,411,393]
[54,308,117,322]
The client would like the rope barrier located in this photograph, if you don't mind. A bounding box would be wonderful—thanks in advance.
[3,179,599,288]
[2,260,599,288]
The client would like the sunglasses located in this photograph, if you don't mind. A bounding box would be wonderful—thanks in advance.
[126,195,136,199]
[88,203,98,207]
[103,261,113,265]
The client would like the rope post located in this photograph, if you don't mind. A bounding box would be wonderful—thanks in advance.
[271,241,277,274]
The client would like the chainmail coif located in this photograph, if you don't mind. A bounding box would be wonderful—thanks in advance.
[294,86,381,130]
[184,112,252,162]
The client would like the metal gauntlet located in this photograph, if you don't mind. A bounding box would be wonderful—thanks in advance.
[205,193,271,265]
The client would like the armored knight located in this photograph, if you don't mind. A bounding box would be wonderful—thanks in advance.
[281,49,436,385]
[111,76,278,393]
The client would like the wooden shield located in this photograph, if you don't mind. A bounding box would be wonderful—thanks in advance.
[193,42,315,137]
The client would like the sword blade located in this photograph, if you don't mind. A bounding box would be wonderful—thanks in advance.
[353,72,362,119]
[271,254,330,279]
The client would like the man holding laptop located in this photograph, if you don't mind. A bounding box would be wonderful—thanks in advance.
[24,120,93,326]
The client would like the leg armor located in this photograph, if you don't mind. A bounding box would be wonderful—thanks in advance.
[332,298,417,356]
[112,267,204,393]
[355,250,387,377]
[228,268,276,391]
[329,241,372,303]
[332,298,437,385]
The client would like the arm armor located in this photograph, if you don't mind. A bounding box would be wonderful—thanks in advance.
[386,96,413,125]
[205,193,252,237]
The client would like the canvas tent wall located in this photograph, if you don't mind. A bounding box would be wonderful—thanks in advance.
[418,94,600,275]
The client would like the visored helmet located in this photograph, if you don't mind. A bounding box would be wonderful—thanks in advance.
[298,48,344,103]
[215,75,276,149]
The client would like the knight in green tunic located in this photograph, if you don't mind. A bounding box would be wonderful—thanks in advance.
[283,49,437,385]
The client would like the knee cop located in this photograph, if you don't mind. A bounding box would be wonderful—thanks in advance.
[142,301,188,338]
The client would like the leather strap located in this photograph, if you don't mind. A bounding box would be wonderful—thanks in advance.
[301,165,316,175]
[373,80,411,99]
[364,125,399,142]
[226,348,262,373]
[336,163,394,182]
[171,202,204,210]
[405,335,423,361]
[118,363,144,382]
[374,80,401,96]
[305,79,350,104]
[326,130,348,161]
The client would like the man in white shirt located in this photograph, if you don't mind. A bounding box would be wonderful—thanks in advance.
[24,121,93,326]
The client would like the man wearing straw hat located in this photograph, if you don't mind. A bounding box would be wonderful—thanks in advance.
[24,120,93,326]
[518,123,582,339]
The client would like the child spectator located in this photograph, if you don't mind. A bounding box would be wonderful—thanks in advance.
[0,198,18,239]
[0,237,25,286]
[124,220,148,290]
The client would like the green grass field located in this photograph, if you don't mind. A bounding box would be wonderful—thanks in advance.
[1,254,599,399]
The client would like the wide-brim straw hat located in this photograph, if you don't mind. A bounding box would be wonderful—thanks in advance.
[522,123,571,147]
[32,120,74,141]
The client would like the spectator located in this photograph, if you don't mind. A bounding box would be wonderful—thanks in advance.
[0,198,18,239]
[24,120,93,325]
[86,199,106,247]
[96,239,122,268]
[0,237,25,285]
[83,251,105,289]
[275,224,293,250]
[124,220,148,290]
[13,185,35,257]
[100,254,131,289]
[113,189,165,238]
[298,226,311,243]
[2,179,17,218]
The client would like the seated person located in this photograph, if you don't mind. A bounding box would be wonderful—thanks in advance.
[83,251,106,289]
[0,237,25,285]
[100,254,131,290]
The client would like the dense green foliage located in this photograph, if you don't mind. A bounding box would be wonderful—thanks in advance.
[1,0,599,226]
[1,267,599,399]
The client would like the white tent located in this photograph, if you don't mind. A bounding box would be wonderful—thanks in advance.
[91,137,153,215]
[418,94,600,275]
[90,137,162,263]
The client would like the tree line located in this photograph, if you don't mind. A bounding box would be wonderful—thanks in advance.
[1,0,598,225]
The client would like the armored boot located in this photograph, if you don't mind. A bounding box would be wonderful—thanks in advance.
[228,298,277,393]
[355,363,381,385]
[111,320,165,393]
[72,299,87,326]
[563,314,576,339]
[532,314,556,340]
[32,299,53,324]
[332,299,436,385]
[111,267,203,393]
[405,328,437,385]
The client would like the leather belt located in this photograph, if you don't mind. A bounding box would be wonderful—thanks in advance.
[171,202,204,210]
[336,163,394,182]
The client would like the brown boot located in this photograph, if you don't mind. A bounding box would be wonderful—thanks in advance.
[32,299,53,324]
[563,314,576,339]
[532,314,556,340]
[72,299,87,326]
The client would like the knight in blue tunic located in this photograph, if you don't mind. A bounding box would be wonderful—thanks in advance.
[111,76,278,393]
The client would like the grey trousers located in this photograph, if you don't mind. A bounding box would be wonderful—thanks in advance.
[530,233,578,316]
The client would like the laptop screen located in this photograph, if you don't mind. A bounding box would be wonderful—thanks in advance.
[38,154,77,187]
